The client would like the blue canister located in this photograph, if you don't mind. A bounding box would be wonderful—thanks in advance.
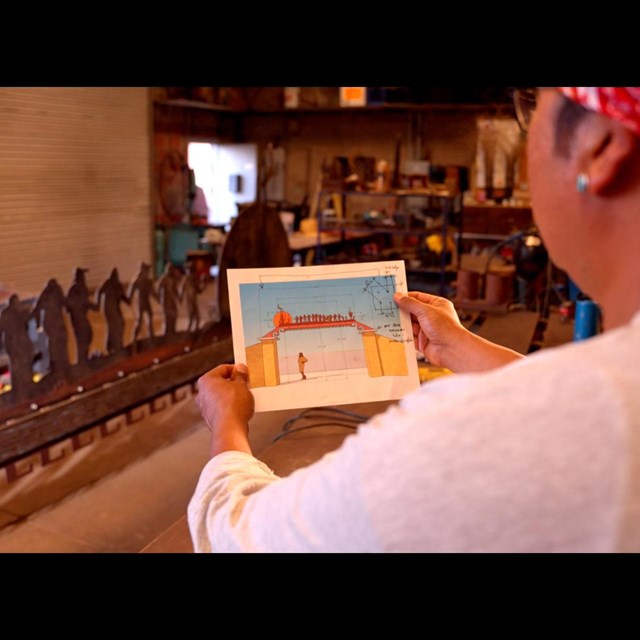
[573,299,600,341]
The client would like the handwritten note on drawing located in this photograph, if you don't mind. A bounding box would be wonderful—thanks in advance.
[227,261,420,412]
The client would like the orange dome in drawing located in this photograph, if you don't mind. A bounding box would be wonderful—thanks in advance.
[273,310,292,327]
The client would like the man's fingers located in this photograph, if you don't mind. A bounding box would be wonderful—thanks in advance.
[197,364,250,395]
[212,364,235,378]
[196,364,234,391]
[406,291,441,304]
[394,293,429,318]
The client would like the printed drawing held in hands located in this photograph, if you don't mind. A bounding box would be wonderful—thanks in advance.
[227,261,420,412]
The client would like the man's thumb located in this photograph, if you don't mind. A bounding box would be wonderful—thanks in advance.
[394,293,424,316]
[233,363,249,380]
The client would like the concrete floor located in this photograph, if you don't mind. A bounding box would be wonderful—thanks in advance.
[0,402,317,552]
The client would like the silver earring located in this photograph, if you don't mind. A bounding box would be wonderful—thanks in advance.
[576,172,590,194]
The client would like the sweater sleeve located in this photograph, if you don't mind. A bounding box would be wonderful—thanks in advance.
[188,452,279,552]
[187,435,381,552]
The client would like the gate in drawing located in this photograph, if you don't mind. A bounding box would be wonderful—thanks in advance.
[245,309,408,388]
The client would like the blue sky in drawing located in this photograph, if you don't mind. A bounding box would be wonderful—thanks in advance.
[239,276,400,351]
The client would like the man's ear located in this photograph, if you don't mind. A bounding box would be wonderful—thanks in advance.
[580,116,638,195]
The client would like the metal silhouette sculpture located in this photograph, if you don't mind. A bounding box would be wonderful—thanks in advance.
[128,262,157,342]
[0,295,35,400]
[157,263,181,336]
[1,258,214,419]
[66,267,98,366]
[180,261,203,332]
[96,268,130,355]
[32,278,71,379]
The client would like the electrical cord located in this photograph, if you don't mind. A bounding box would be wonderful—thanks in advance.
[281,406,368,431]
[272,422,359,444]
[273,406,369,444]
[283,414,363,429]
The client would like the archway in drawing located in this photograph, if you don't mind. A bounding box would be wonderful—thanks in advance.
[245,309,408,388]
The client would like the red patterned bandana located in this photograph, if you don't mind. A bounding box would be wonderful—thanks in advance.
[559,87,640,136]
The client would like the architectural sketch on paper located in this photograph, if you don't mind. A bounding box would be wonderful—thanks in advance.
[238,275,410,389]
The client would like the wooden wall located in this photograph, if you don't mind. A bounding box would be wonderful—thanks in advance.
[0,88,151,294]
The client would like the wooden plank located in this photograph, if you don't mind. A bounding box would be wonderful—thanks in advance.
[0,337,233,466]
[259,427,352,478]
[141,515,193,553]
[475,310,540,355]
[540,311,575,349]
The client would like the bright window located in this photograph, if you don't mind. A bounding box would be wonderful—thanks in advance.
[188,142,258,227]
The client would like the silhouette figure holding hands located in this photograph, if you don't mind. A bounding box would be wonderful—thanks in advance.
[66,267,98,366]
[97,268,130,355]
[179,261,203,332]
[128,262,158,341]
[0,294,35,399]
[157,263,181,336]
[32,278,71,378]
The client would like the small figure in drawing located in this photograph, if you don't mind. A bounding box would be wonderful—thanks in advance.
[128,262,158,341]
[179,261,203,333]
[31,278,71,378]
[298,352,308,381]
[97,268,130,355]
[66,267,98,365]
[0,294,35,399]
[157,263,181,336]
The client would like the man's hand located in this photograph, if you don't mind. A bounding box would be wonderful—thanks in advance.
[196,363,255,458]
[393,291,465,369]
[394,291,525,374]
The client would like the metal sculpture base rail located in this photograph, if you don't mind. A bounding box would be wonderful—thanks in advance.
[0,259,233,467]
[0,322,233,467]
